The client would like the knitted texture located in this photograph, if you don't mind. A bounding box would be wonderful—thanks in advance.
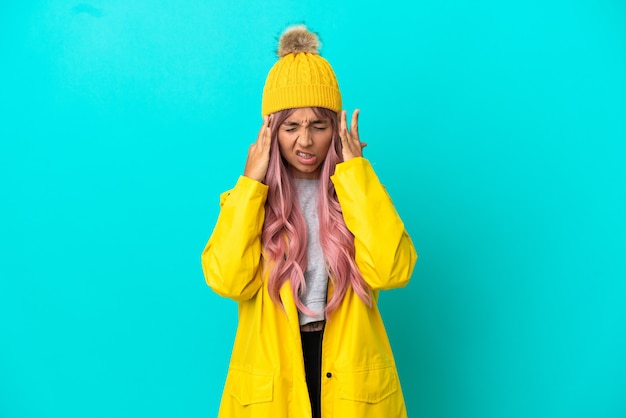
[262,26,341,116]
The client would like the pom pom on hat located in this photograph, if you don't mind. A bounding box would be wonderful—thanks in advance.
[277,25,320,57]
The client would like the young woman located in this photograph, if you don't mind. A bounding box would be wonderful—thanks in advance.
[201,25,417,418]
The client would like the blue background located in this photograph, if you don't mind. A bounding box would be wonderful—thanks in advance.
[1,1,625,417]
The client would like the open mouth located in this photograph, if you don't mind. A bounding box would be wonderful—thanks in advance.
[296,151,316,164]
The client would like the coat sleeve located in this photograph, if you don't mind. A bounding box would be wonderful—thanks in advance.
[201,175,268,301]
[331,157,417,291]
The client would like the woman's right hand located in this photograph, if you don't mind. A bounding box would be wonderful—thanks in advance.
[244,115,272,183]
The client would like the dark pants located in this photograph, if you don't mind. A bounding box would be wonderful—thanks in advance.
[301,330,323,418]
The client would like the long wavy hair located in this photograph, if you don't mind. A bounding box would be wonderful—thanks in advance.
[262,107,372,316]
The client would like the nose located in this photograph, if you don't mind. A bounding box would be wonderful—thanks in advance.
[296,128,313,146]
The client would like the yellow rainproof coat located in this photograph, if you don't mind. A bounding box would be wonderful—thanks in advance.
[201,157,417,417]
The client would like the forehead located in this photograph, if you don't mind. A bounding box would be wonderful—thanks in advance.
[283,107,329,123]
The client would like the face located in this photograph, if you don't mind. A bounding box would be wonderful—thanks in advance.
[276,107,333,179]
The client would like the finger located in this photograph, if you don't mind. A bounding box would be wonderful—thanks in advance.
[338,110,348,144]
[263,116,272,146]
[360,142,368,149]
[351,109,360,138]
[258,116,270,143]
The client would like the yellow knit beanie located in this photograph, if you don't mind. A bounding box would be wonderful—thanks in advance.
[262,25,342,116]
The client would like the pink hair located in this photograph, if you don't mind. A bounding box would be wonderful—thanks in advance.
[262,107,372,316]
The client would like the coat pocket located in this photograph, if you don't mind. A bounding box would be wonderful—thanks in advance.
[337,364,399,403]
[225,368,274,406]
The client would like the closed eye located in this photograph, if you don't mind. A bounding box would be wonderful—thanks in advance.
[282,122,299,132]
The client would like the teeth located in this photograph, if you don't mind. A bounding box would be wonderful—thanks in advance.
[297,152,314,158]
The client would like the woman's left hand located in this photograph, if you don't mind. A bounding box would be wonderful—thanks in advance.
[339,109,367,161]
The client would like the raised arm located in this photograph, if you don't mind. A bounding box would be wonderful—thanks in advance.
[201,177,268,300]
[201,116,272,300]
[333,109,417,290]
[331,157,417,290]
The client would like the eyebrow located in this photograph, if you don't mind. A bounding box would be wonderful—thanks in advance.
[282,119,329,126]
